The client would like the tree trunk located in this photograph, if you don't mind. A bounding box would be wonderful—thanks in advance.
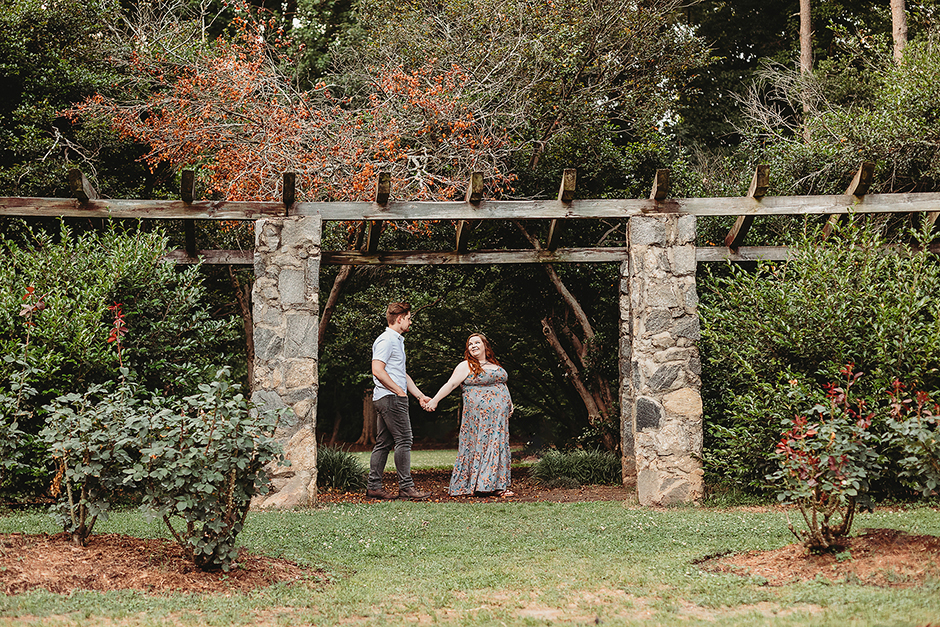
[228,266,254,388]
[328,404,343,447]
[516,221,618,450]
[891,0,908,63]
[800,0,813,142]
[356,389,376,447]
[318,264,354,349]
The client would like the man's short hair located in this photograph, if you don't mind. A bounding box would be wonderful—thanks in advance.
[386,302,411,326]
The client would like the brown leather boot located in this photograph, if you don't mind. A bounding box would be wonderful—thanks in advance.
[365,487,397,500]
[397,486,431,500]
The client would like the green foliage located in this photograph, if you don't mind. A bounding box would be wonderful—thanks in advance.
[128,369,286,571]
[317,446,367,492]
[700,217,940,494]
[739,38,940,195]
[41,375,139,545]
[768,365,881,552]
[887,383,940,497]
[0,222,243,499]
[530,449,621,487]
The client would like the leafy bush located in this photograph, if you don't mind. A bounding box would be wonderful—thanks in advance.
[317,446,367,492]
[42,377,139,546]
[887,383,940,497]
[768,365,881,552]
[530,449,621,487]
[127,369,286,572]
[700,218,940,494]
[0,222,243,500]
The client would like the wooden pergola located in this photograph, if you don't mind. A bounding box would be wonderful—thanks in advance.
[2,163,938,264]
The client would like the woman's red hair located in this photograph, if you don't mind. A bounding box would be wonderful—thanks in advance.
[465,333,500,375]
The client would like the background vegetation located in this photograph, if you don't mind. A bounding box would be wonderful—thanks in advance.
[1,0,939,503]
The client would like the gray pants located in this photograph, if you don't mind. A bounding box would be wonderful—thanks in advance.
[368,395,415,490]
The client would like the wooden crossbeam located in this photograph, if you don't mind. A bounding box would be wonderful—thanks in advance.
[363,172,390,254]
[5,191,940,221]
[283,172,296,214]
[181,170,197,257]
[649,169,671,203]
[823,162,876,238]
[724,164,769,250]
[456,172,483,253]
[68,169,99,203]
[546,169,576,251]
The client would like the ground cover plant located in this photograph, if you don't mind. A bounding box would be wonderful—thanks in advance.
[0,502,938,626]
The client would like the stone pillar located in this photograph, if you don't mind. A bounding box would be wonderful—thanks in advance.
[250,216,321,509]
[623,214,703,505]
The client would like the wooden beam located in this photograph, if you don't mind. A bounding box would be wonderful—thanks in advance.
[648,169,671,203]
[724,164,769,250]
[323,247,631,265]
[283,172,296,214]
[456,172,483,253]
[363,172,391,254]
[181,170,195,203]
[68,169,99,203]
[162,249,254,265]
[823,161,876,238]
[547,169,576,251]
[4,191,940,221]
[181,170,197,257]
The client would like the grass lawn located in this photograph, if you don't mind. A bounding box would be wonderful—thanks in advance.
[0,503,938,626]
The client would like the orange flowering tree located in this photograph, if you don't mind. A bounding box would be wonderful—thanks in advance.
[70,4,514,204]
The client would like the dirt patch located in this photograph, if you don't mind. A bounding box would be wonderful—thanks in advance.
[700,528,940,587]
[0,532,323,595]
[318,468,637,503]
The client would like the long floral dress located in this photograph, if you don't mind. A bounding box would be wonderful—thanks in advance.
[449,366,512,496]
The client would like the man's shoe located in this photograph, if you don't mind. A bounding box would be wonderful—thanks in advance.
[397,486,431,500]
[366,488,396,500]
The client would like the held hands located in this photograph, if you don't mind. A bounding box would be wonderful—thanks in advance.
[420,397,438,412]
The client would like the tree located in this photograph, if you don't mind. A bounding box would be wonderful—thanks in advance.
[892,0,909,61]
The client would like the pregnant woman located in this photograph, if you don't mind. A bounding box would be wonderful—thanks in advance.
[423,333,514,497]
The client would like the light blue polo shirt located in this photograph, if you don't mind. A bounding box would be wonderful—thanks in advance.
[372,327,407,401]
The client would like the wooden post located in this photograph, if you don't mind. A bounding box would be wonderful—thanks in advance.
[68,169,99,204]
[546,169,576,251]
[724,164,769,251]
[823,162,875,238]
[283,172,296,215]
[363,172,390,254]
[181,170,197,258]
[456,172,483,253]
[648,169,670,203]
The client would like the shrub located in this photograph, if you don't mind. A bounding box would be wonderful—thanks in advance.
[530,449,621,487]
[887,383,940,497]
[317,446,367,492]
[127,369,286,571]
[0,222,243,500]
[42,377,139,546]
[768,365,881,552]
[700,217,940,494]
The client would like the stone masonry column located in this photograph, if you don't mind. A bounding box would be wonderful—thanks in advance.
[623,214,703,505]
[249,215,321,509]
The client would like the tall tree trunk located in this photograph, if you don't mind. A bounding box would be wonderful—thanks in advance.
[317,223,364,350]
[800,0,813,142]
[891,0,908,62]
[228,266,254,388]
[356,388,376,447]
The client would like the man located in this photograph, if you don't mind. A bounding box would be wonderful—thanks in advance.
[367,302,432,500]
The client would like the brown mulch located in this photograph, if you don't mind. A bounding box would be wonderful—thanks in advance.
[0,532,324,596]
[700,528,940,587]
[318,468,636,503]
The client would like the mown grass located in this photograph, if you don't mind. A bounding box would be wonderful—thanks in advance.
[1,503,938,626]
